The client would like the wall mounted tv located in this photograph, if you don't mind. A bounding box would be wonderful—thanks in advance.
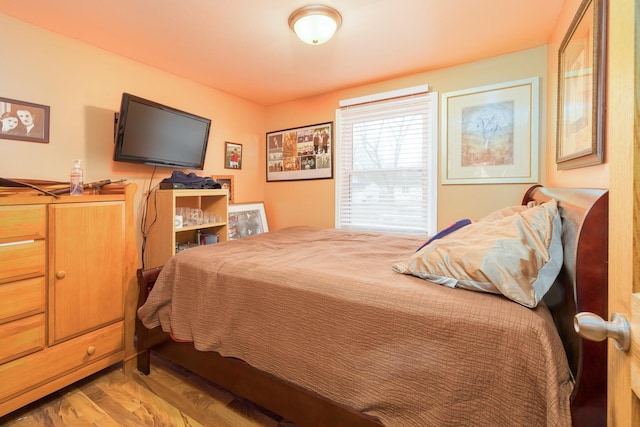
[114,93,211,170]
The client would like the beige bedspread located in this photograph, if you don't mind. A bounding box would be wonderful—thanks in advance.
[138,226,573,427]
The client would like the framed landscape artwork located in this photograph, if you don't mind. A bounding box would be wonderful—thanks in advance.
[266,122,333,182]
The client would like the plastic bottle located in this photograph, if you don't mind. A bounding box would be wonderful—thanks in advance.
[70,159,84,196]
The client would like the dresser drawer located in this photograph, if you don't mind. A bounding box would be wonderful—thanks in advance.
[0,205,45,240]
[0,240,45,282]
[0,277,45,323]
[0,321,123,402]
[0,314,45,364]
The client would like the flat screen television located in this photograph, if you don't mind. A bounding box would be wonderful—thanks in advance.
[114,93,211,170]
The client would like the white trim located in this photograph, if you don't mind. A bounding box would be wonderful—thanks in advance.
[338,84,430,107]
[427,91,439,234]
[334,110,342,229]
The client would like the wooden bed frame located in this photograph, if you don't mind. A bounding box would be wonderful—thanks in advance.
[135,185,608,427]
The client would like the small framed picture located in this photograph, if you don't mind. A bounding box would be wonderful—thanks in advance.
[0,97,50,143]
[212,175,234,204]
[228,202,268,240]
[225,141,243,169]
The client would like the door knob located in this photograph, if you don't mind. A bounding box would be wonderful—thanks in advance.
[574,312,630,351]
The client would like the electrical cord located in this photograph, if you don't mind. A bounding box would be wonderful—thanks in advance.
[140,167,159,269]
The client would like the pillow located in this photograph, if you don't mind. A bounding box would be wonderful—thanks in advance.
[392,200,563,308]
[477,205,528,222]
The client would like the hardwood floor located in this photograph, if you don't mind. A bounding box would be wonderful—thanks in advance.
[0,353,297,427]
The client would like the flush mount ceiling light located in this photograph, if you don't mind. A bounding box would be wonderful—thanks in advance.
[288,5,342,45]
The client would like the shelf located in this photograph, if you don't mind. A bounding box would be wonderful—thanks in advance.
[175,222,226,232]
[145,188,229,268]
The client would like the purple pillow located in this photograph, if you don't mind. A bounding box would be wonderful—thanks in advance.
[416,219,472,251]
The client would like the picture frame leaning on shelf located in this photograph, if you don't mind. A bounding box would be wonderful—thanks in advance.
[228,202,268,240]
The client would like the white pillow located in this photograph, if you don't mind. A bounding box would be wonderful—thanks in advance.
[392,200,563,308]
[477,205,528,222]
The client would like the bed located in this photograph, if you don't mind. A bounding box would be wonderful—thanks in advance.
[136,185,608,427]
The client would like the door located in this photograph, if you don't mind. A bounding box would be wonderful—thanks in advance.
[607,0,640,424]
[48,201,125,343]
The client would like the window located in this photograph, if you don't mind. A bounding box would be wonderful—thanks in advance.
[336,89,438,235]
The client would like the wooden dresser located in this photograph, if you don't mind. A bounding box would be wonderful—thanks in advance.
[0,183,138,417]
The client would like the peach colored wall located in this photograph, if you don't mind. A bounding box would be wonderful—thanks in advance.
[544,0,609,187]
[0,14,266,264]
[2,0,609,244]
[265,47,549,231]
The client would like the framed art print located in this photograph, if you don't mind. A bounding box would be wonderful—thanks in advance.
[556,0,606,170]
[212,175,234,204]
[0,97,50,143]
[441,78,539,184]
[228,202,268,240]
[266,122,333,182]
[224,141,242,169]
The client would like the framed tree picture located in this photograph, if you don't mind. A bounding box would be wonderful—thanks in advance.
[441,78,539,184]
[266,122,333,182]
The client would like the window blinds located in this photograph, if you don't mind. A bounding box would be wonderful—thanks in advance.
[336,91,437,235]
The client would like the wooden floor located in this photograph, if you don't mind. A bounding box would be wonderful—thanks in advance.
[0,353,297,427]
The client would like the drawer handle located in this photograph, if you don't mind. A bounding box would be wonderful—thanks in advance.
[0,239,35,247]
[87,346,96,356]
[56,270,66,279]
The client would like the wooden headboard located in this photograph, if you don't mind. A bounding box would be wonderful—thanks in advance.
[523,185,608,427]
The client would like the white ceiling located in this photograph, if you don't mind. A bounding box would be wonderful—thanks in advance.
[0,0,564,106]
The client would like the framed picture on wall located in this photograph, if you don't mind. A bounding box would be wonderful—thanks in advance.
[212,175,234,204]
[441,78,539,184]
[224,141,243,169]
[266,122,333,182]
[556,0,606,170]
[0,97,50,143]
[228,202,268,240]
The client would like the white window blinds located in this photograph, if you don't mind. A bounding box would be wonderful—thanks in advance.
[335,91,438,235]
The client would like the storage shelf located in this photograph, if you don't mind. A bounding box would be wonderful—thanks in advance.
[145,188,229,268]
[175,222,226,232]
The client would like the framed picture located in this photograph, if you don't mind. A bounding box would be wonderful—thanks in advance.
[228,202,268,240]
[0,97,50,143]
[212,175,234,204]
[224,141,243,169]
[266,122,333,182]
[556,0,607,170]
[441,78,539,184]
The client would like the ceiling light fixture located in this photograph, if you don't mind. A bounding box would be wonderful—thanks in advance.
[288,5,342,45]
